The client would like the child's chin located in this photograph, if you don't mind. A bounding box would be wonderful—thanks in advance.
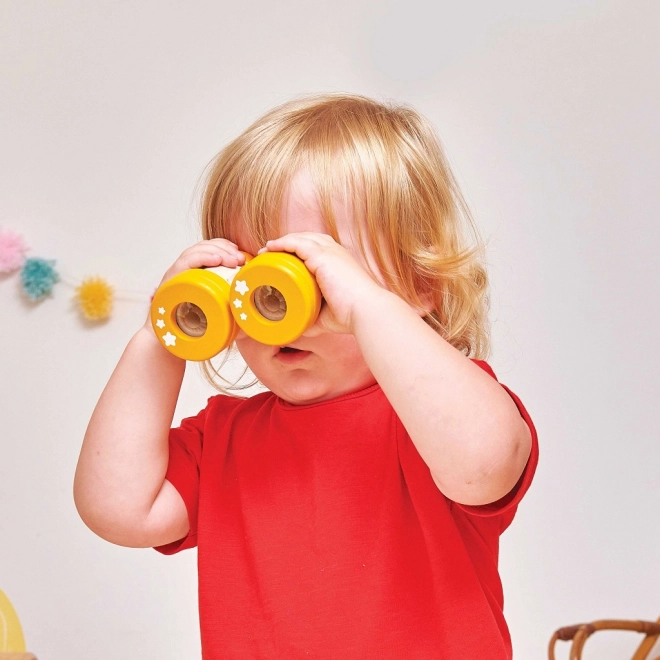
[276,388,332,406]
[268,378,334,405]
[274,377,376,406]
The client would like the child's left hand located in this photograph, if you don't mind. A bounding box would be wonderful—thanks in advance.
[264,233,532,509]
[262,232,389,335]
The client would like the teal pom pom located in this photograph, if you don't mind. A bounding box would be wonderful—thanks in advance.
[20,257,59,301]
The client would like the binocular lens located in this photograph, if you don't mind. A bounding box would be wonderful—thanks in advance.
[254,285,287,321]
[175,302,208,337]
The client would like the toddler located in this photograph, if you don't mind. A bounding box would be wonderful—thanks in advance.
[74,93,538,659]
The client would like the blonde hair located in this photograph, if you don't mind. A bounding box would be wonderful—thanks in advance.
[200,93,490,390]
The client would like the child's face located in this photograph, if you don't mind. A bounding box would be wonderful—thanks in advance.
[232,170,380,405]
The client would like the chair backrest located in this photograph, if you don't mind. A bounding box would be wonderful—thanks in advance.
[549,616,660,660]
[631,617,660,660]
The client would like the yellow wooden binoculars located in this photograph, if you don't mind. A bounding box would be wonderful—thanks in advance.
[150,252,322,361]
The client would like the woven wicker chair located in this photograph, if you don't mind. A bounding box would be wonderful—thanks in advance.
[549,617,660,660]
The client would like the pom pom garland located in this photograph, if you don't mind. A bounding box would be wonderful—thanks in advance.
[20,257,59,301]
[0,230,28,273]
[76,277,114,320]
[2,226,149,325]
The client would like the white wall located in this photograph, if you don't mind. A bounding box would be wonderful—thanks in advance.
[1,1,658,658]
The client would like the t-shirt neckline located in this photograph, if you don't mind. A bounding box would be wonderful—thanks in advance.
[274,382,382,411]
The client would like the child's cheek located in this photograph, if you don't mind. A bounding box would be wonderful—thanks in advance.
[233,336,268,371]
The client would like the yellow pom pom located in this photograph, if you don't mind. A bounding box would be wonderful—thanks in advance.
[76,276,114,320]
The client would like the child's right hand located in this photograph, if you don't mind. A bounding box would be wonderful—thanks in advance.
[75,243,250,546]
[158,238,246,286]
[144,239,247,336]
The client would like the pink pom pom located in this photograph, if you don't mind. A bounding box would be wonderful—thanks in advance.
[0,229,29,274]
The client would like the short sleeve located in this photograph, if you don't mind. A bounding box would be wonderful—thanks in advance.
[154,406,207,555]
[452,360,539,525]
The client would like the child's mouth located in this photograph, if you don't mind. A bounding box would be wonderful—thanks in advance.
[275,345,311,363]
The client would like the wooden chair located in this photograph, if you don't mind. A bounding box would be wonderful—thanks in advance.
[549,617,660,660]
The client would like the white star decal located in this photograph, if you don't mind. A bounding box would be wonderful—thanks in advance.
[158,307,166,315]
[234,280,249,295]
[156,319,165,329]
[232,299,243,309]
[240,313,247,321]
[162,332,177,346]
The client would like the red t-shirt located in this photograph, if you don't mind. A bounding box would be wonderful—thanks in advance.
[157,361,538,659]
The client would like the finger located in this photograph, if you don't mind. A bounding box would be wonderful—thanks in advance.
[263,234,328,261]
[175,251,221,270]
[204,238,241,251]
[184,241,243,262]
[190,240,242,258]
[199,247,245,268]
[172,246,243,273]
